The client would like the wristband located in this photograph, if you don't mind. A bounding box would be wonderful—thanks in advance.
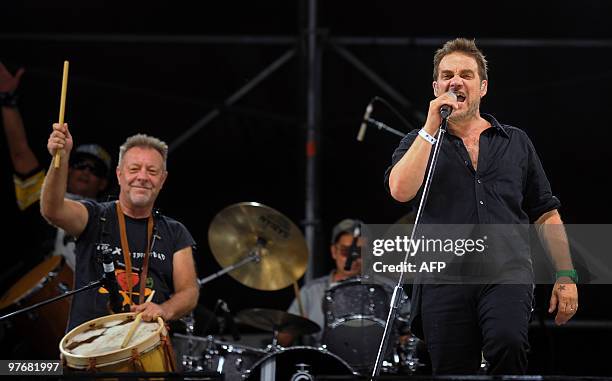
[0,92,18,107]
[418,128,437,145]
[556,269,578,283]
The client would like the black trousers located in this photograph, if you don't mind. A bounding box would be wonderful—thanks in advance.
[421,284,533,375]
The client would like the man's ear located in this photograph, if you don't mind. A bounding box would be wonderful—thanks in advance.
[480,80,488,97]
[433,81,439,97]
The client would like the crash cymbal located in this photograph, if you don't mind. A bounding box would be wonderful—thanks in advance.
[208,202,308,291]
[236,308,320,336]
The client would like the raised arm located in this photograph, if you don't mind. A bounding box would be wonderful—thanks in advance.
[0,63,38,175]
[388,91,458,202]
[40,123,89,237]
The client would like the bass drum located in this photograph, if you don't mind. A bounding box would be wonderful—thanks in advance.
[243,346,357,380]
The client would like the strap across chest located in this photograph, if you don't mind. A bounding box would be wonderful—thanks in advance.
[115,202,154,305]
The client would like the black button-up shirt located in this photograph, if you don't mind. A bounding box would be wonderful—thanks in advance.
[384,113,560,225]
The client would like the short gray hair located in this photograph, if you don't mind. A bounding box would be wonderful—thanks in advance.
[118,134,168,170]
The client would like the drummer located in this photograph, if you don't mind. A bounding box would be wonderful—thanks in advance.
[41,125,200,331]
[278,218,369,346]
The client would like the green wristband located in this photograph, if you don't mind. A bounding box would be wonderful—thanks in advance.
[556,269,578,283]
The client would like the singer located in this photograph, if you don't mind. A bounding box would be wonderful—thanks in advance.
[41,128,199,331]
[384,38,577,375]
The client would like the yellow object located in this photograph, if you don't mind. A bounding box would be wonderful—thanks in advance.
[53,60,69,168]
[13,170,45,210]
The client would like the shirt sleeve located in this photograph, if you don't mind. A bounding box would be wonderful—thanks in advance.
[13,169,45,211]
[171,220,196,253]
[77,199,103,242]
[383,131,418,194]
[522,135,561,222]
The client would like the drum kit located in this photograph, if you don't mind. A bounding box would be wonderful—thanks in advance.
[176,201,428,379]
[0,201,428,378]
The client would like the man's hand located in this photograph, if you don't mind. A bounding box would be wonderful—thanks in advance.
[548,280,578,325]
[0,62,25,93]
[131,302,169,322]
[47,123,73,158]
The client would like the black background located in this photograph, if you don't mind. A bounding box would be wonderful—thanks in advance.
[1,1,611,375]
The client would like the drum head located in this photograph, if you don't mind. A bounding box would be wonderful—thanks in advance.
[244,346,356,380]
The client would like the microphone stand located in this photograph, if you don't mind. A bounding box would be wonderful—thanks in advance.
[366,117,406,139]
[344,222,361,272]
[0,279,103,322]
[371,116,450,379]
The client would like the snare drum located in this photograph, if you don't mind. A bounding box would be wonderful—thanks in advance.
[243,346,357,380]
[60,313,176,372]
[0,256,73,358]
[322,276,395,370]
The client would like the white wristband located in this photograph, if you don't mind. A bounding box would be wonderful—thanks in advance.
[418,128,437,145]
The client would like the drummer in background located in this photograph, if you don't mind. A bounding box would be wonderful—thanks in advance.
[1,61,111,276]
[278,218,366,347]
[41,124,199,331]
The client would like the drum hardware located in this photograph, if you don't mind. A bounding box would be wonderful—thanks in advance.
[173,333,266,378]
[179,312,205,371]
[236,308,320,347]
[397,335,427,373]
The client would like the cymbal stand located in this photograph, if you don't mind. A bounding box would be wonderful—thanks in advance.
[198,237,267,287]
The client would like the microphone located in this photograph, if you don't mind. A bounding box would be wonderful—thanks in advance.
[102,249,124,313]
[344,222,361,271]
[439,91,457,119]
[357,102,374,141]
[219,300,240,341]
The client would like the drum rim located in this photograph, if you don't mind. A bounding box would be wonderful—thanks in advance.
[327,315,386,329]
[243,345,358,377]
[60,312,166,369]
[0,256,65,309]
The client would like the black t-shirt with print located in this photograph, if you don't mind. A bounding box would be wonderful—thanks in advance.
[67,200,195,331]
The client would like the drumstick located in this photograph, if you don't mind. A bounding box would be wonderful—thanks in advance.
[121,290,155,348]
[292,281,305,317]
[53,61,69,168]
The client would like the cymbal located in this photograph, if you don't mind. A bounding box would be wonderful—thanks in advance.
[236,308,320,336]
[208,202,308,291]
